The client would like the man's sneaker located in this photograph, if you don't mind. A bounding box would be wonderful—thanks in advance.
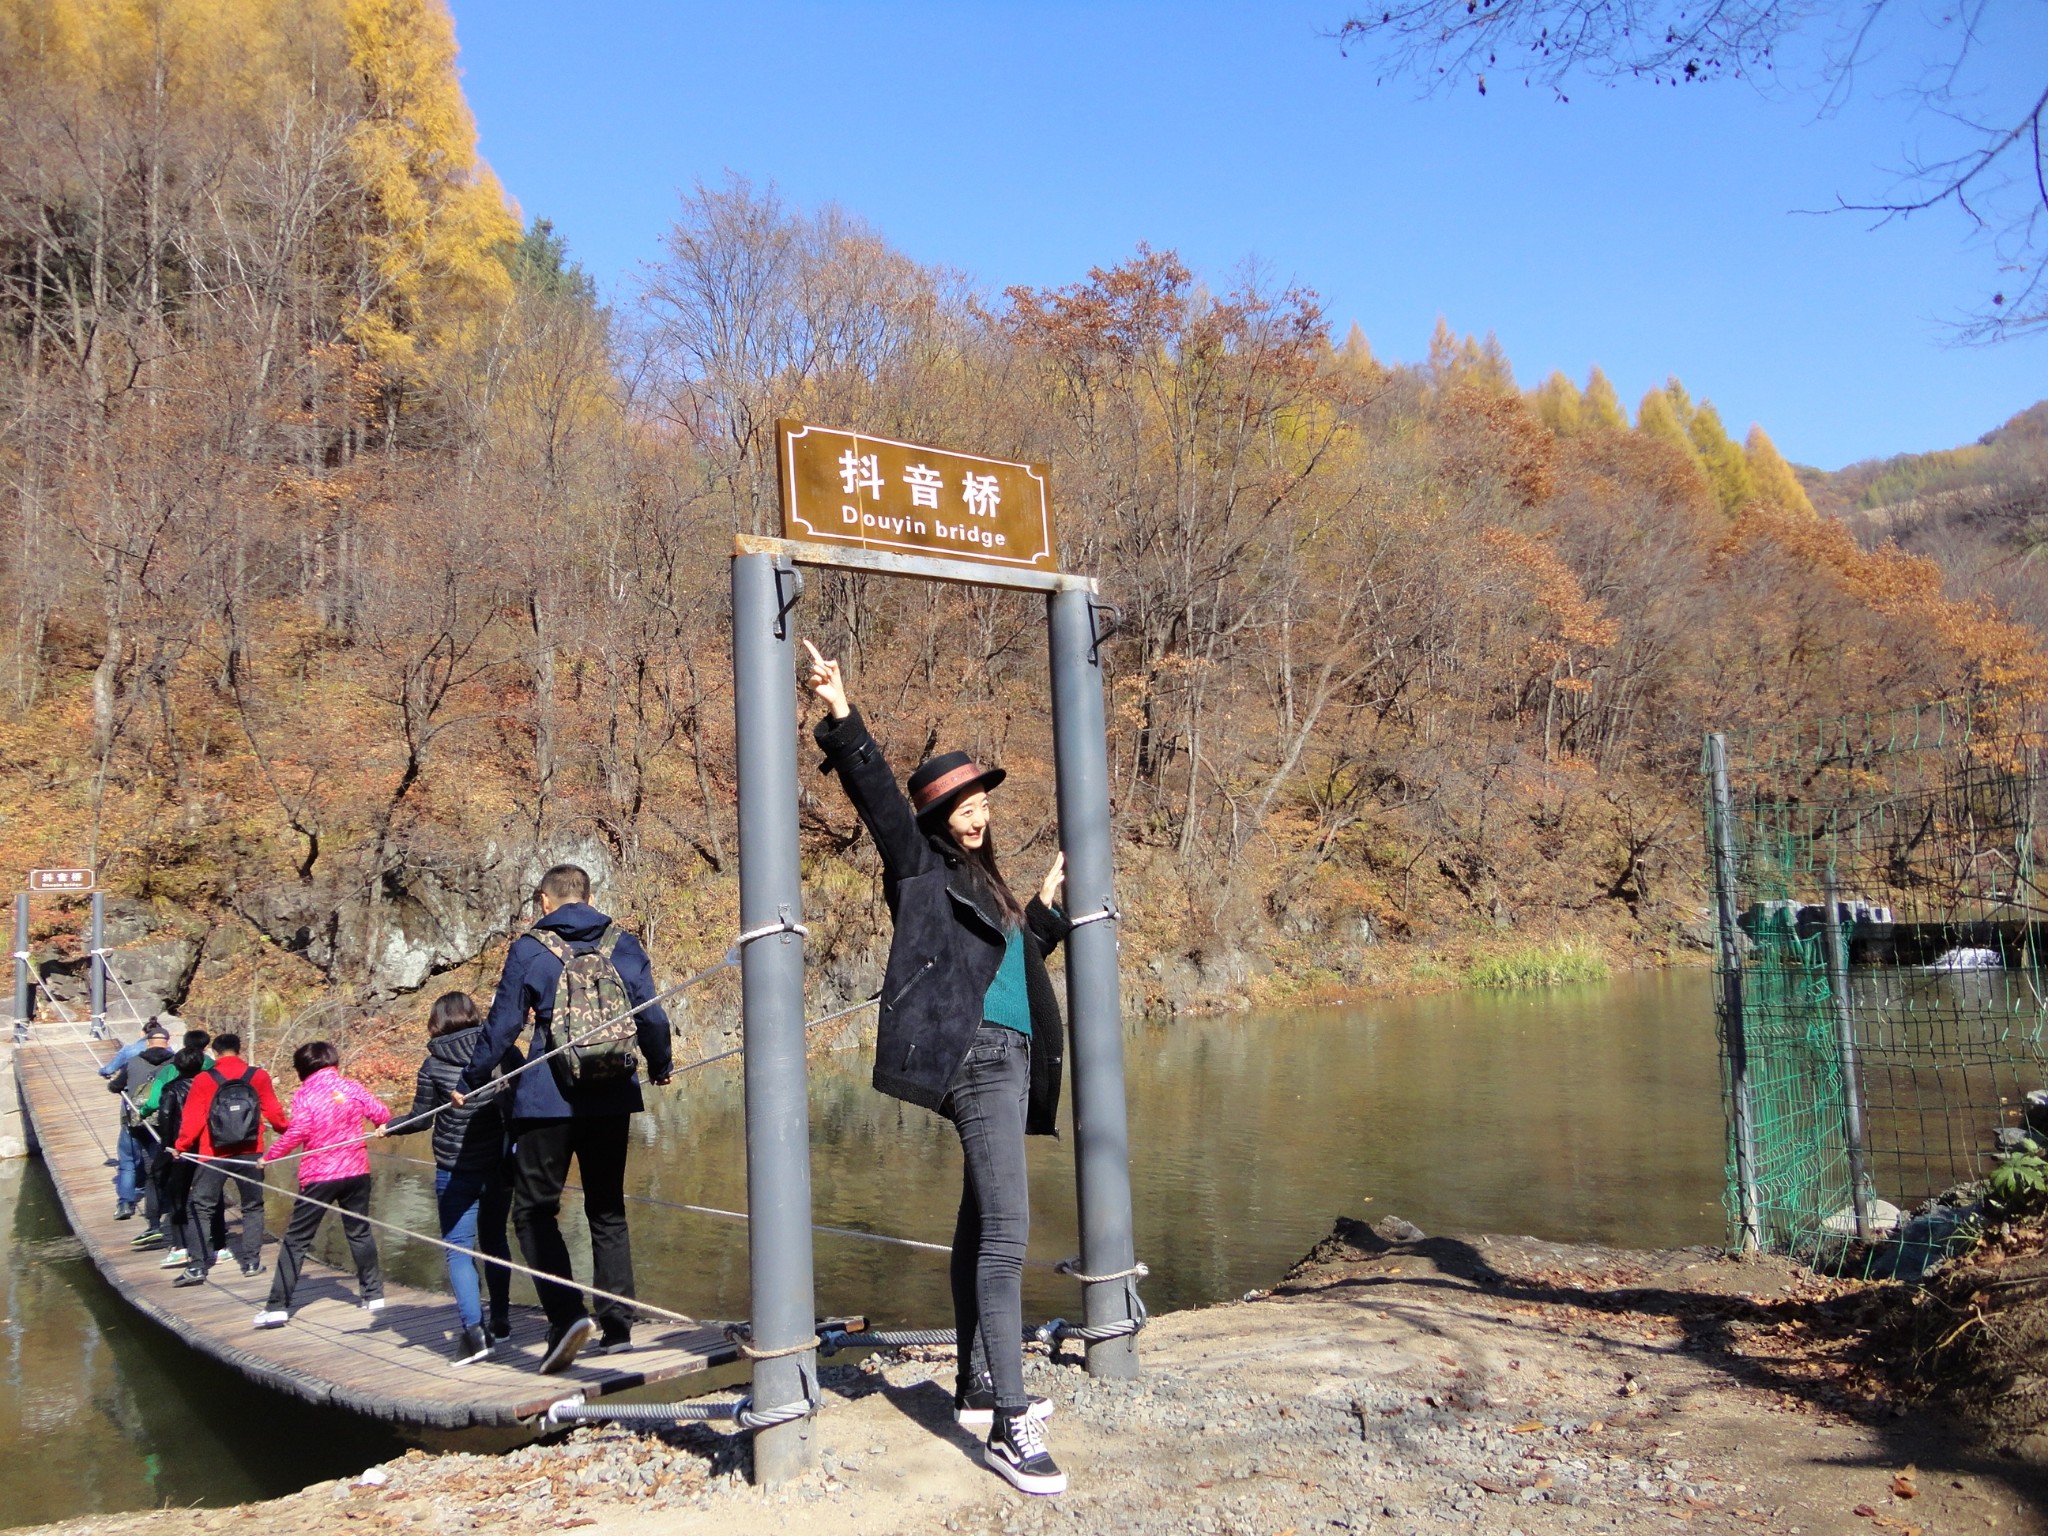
[215,1248,233,1265]
[586,1326,633,1359]
[985,1412,1066,1495]
[252,1310,288,1329]
[362,1297,385,1313]
[240,1260,265,1278]
[171,1267,206,1288]
[539,1317,597,1375]
[954,1382,1054,1430]
[158,1248,191,1269]
[452,1325,491,1366]
[131,1229,166,1250]
[488,1314,512,1341]
[115,1200,136,1220]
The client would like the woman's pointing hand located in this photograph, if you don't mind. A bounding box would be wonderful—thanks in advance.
[802,639,851,720]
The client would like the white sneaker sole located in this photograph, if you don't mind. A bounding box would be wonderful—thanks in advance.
[984,1447,1066,1496]
[955,1398,1055,1430]
[540,1317,598,1375]
[252,1312,288,1329]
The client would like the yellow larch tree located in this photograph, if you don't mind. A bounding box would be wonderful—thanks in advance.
[1686,400,1756,516]
[341,0,519,371]
[1744,425,1816,516]
[1579,367,1627,433]
[1531,370,1583,436]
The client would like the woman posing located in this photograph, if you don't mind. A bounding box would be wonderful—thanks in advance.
[805,640,1071,1497]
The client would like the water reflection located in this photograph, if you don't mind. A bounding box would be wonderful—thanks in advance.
[4,968,1726,1523]
[0,1158,402,1527]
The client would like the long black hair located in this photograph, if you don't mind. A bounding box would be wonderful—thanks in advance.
[946,823,1024,927]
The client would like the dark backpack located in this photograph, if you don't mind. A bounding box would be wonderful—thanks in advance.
[528,925,638,1092]
[205,1065,263,1146]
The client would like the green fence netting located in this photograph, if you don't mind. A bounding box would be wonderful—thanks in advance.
[1704,700,2048,1274]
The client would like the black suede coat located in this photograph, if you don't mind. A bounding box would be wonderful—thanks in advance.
[814,707,1069,1133]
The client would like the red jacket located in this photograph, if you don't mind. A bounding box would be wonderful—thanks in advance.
[173,1055,289,1158]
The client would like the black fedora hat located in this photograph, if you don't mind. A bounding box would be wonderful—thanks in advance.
[908,751,1006,819]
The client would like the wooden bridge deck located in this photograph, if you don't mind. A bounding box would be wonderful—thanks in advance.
[14,1030,739,1430]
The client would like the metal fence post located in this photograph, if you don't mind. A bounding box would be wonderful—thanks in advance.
[1707,733,1762,1252]
[89,892,107,1041]
[730,549,817,1484]
[13,895,29,1044]
[1821,874,1876,1241]
[1047,585,1139,1379]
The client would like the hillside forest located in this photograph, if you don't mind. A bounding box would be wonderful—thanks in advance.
[5,0,2047,1047]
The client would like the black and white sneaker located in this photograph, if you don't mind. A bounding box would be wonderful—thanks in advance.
[539,1316,597,1375]
[985,1412,1066,1495]
[954,1381,1054,1430]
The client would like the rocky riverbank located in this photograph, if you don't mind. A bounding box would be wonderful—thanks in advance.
[15,1217,2047,1536]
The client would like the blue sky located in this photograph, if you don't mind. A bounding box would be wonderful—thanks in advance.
[451,2,2046,471]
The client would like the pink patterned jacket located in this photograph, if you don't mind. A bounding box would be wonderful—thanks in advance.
[262,1068,391,1184]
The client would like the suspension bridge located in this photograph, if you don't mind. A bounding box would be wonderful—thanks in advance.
[13,1021,742,1430]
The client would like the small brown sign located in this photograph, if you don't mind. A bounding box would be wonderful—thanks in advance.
[28,867,93,894]
[778,420,1054,574]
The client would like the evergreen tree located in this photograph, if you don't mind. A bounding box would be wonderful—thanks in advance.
[1745,425,1817,516]
[1532,371,1583,436]
[1580,367,1628,432]
[1687,401,1756,515]
[1635,387,1700,464]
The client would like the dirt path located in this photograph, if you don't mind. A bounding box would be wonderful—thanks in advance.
[21,1219,2047,1536]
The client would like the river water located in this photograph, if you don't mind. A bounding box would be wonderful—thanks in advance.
[0,968,1724,1525]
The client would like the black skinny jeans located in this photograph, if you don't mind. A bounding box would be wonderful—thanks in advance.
[510,1115,635,1339]
[267,1174,382,1309]
[942,1023,1033,1414]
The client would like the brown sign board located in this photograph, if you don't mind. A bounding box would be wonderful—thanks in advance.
[28,867,93,894]
[777,420,1055,578]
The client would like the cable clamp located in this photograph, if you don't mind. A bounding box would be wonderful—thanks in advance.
[735,910,809,949]
[1067,904,1120,931]
[1055,1257,1148,1284]
[735,1393,818,1431]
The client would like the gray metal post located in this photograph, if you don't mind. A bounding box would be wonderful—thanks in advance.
[1707,733,1762,1252]
[89,892,106,1040]
[13,895,28,1043]
[1821,874,1876,1241]
[730,550,817,1484]
[1047,585,1139,1378]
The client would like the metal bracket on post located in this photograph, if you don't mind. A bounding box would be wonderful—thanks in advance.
[772,557,803,642]
[1087,600,1120,666]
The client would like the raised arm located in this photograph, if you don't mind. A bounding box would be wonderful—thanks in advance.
[805,640,933,884]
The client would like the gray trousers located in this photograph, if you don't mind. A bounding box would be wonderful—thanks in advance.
[942,1023,1033,1414]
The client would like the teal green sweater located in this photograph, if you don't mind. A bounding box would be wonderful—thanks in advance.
[983,927,1031,1034]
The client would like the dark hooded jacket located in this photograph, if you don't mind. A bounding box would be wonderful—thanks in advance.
[461,901,673,1122]
[389,1024,519,1173]
[814,707,1069,1133]
[108,1044,174,1127]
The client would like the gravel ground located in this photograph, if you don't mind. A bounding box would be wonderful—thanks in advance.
[20,1218,2048,1536]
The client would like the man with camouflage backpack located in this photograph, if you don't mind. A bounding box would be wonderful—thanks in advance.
[458,865,673,1373]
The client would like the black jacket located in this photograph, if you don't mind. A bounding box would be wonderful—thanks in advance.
[109,1045,173,1127]
[390,1024,518,1173]
[814,707,1069,1133]
[462,902,673,1121]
